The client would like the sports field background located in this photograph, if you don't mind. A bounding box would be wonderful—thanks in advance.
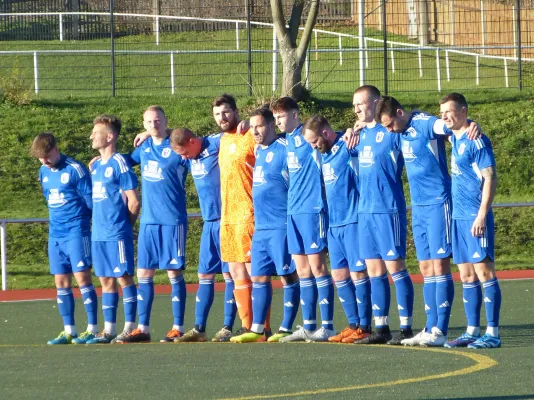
[2,280,534,399]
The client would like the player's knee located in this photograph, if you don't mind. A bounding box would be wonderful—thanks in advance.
[351,270,368,281]
[54,274,71,289]
[418,260,434,276]
[331,268,349,281]
[198,273,216,280]
[118,274,135,288]
[168,269,183,279]
[137,268,155,279]
[474,259,495,282]
[458,264,477,282]
[100,277,117,292]
[433,258,451,275]
[73,270,93,287]
[281,271,299,285]
[251,276,270,283]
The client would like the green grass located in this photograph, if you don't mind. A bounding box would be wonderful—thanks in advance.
[1,280,534,399]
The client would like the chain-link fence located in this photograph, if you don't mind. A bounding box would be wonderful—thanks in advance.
[0,0,532,98]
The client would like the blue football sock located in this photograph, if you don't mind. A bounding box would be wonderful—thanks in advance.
[436,274,454,334]
[122,284,137,324]
[463,281,482,328]
[299,277,318,331]
[482,278,501,329]
[280,281,300,332]
[80,285,98,326]
[335,278,359,327]
[137,277,154,327]
[251,282,272,334]
[195,278,215,331]
[102,292,119,324]
[354,277,372,328]
[57,287,75,327]
[423,276,437,331]
[392,270,414,329]
[170,275,187,329]
[370,274,390,329]
[316,275,335,330]
[223,278,237,329]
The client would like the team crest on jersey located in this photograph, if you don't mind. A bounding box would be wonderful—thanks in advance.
[143,160,164,182]
[253,166,266,186]
[162,148,172,158]
[229,143,237,154]
[359,146,374,167]
[402,141,417,162]
[294,136,302,147]
[266,152,274,163]
[60,173,69,184]
[407,127,417,138]
[331,145,339,155]
[458,143,466,155]
[287,152,302,172]
[322,163,338,185]
[376,131,384,143]
[191,160,208,179]
[92,182,108,202]
[104,167,113,178]
[47,188,67,207]
[42,177,49,183]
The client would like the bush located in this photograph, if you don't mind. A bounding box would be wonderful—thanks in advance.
[0,58,33,106]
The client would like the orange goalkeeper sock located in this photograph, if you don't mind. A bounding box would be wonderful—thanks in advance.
[233,279,252,330]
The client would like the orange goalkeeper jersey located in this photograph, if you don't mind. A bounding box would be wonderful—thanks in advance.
[219,129,256,225]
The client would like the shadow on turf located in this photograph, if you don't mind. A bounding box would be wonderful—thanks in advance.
[447,396,534,399]
[447,324,534,348]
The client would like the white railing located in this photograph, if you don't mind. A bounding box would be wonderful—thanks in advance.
[2,204,533,291]
[0,12,532,94]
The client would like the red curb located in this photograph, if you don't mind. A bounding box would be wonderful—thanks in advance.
[1,270,533,302]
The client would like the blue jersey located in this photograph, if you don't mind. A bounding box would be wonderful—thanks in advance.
[127,136,188,225]
[286,124,326,215]
[400,112,451,206]
[451,133,496,219]
[39,154,92,240]
[91,153,138,241]
[253,137,289,230]
[188,134,222,222]
[321,134,359,227]
[358,124,406,214]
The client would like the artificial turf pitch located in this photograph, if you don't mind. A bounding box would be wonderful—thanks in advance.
[1,280,533,399]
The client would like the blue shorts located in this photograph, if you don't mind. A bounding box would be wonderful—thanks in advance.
[287,212,328,255]
[48,236,91,275]
[138,223,187,270]
[198,220,229,275]
[92,239,135,278]
[452,213,495,264]
[251,229,295,277]
[412,200,452,261]
[328,223,366,272]
[358,213,406,260]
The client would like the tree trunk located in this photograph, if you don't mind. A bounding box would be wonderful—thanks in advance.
[281,56,304,100]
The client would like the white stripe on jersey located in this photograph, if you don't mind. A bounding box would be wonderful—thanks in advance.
[475,138,485,150]
[471,162,483,181]
[427,139,439,162]
[276,137,287,146]
[113,154,129,173]
[66,160,85,178]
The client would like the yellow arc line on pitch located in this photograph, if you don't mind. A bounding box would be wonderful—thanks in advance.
[217,346,498,400]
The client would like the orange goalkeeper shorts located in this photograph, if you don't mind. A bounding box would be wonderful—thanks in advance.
[220,222,254,263]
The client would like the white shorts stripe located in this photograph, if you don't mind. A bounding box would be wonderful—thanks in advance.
[118,240,125,264]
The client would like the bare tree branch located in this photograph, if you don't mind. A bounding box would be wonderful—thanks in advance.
[288,0,305,44]
[270,0,289,42]
[297,0,320,60]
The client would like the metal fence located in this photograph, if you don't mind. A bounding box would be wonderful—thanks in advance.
[0,0,532,98]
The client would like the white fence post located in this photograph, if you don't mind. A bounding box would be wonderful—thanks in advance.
[1,221,6,291]
[338,36,343,66]
[436,49,441,92]
[170,52,175,95]
[59,13,63,41]
[445,50,450,81]
[305,51,310,90]
[314,30,318,60]
[365,37,369,68]
[33,52,39,94]
[476,55,480,85]
[272,28,278,92]
[418,49,423,77]
[504,58,509,88]
[390,43,395,73]
[155,16,160,45]
[236,22,240,50]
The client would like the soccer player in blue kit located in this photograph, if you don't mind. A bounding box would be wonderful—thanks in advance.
[439,93,501,349]
[272,98,336,343]
[376,96,478,346]
[348,86,413,345]
[230,107,300,343]
[169,128,238,343]
[88,115,141,344]
[117,106,189,343]
[302,115,372,344]
[31,133,98,345]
